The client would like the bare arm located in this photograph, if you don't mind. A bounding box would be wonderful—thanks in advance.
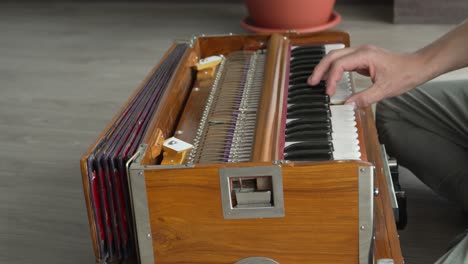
[416,19,468,81]
[308,19,468,107]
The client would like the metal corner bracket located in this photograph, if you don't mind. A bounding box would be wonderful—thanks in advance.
[127,144,155,264]
[359,166,374,264]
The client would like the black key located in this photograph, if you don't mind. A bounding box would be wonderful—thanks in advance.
[287,108,330,120]
[291,52,325,60]
[314,80,327,87]
[284,141,333,153]
[290,57,322,68]
[287,102,329,111]
[289,75,310,85]
[291,53,323,61]
[292,45,324,53]
[289,83,325,92]
[285,130,331,142]
[286,122,331,135]
[288,87,326,97]
[289,72,311,80]
[290,64,318,73]
[290,70,315,81]
[286,119,330,131]
[288,94,330,104]
[284,150,333,161]
[291,47,325,58]
[287,104,328,113]
[287,107,330,119]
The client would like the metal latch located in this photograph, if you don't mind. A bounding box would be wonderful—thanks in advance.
[232,176,273,208]
[219,166,284,219]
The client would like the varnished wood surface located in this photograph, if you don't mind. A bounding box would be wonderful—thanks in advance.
[287,31,350,47]
[272,37,290,161]
[359,107,404,263]
[140,49,196,165]
[251,34,283,162]
[145,161,366,264]
[170,63,216,152]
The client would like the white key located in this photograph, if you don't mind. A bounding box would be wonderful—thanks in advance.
[325,43,346,53]
[331,111,355,119]
[333,151,362,160]
[330,104,354,111]
[332,138,360,147]
[332,133,359,140]
[323,45,354,104]
[284,141,332,148]
[333,142,360,153]
[330,119,357,127]
[330,115,355,122]
[332,126,358,133]
[329,106,362,160]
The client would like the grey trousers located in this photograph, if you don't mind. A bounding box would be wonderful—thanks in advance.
[375,79,468,264]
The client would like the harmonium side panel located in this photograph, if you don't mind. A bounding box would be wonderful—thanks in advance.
[358,107,404,263]
[144,161,363,264]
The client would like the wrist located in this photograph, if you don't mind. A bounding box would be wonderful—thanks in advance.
[410,50,439,84]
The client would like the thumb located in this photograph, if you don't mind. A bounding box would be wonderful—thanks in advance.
[345,85,386,108]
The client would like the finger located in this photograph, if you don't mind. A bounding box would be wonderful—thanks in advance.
[345,85,385,107]
[308,48,356,86]
[325,52,370,96]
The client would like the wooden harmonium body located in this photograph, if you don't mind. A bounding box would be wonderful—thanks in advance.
[80,31,403,264]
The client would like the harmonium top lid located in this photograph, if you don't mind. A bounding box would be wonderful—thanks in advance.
[129,31,367,168]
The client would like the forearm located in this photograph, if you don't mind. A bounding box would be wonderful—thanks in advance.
[415,19,468,82]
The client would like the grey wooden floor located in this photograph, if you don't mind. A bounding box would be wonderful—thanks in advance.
[1,2,466,264]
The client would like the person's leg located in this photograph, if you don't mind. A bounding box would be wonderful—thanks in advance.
[376,79,468,210]
[435,231,468,264]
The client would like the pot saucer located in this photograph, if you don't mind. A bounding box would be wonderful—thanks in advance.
[240,11,342,33]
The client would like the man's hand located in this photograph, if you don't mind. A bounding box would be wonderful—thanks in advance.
[307,45,427,107]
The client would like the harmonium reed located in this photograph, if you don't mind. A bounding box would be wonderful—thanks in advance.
[80,31,403,264]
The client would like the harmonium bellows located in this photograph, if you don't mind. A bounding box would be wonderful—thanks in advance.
[80,31,403,264]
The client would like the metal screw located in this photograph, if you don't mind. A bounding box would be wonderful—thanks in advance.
[176,130,183,135]
[139,171,143,176]
[374,187,380,197]
[146,233,151,239]
[193,87,200,92]
[360,225,365,230]
[360,167,365,173]
[168,140,177,145]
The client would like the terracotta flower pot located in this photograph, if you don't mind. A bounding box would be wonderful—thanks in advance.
[245,0,336,30]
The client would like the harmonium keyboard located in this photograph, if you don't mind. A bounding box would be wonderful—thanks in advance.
[80,31,403,264]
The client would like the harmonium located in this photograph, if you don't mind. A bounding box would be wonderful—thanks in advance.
[80,31,404,264]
